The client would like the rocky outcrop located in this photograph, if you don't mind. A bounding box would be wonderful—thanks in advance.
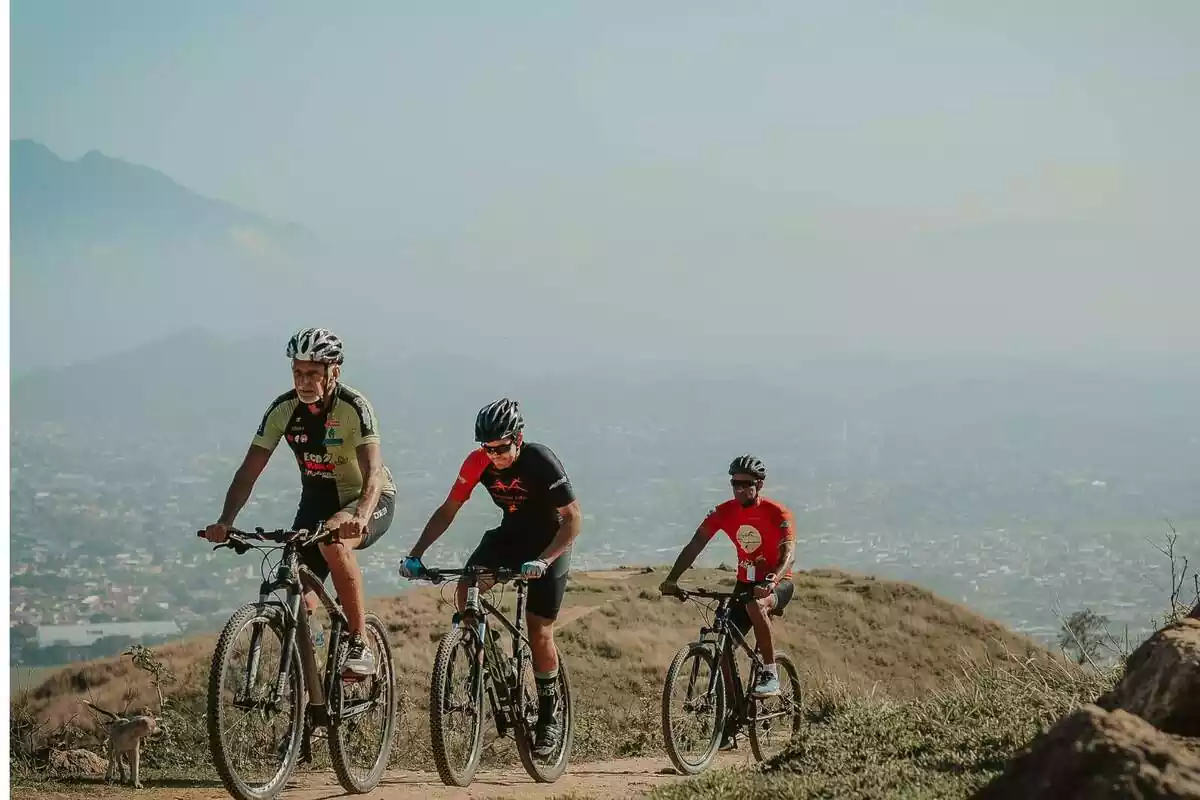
[1097,619,1200,737]
[48,748,107,777]
[975,618,1200,799]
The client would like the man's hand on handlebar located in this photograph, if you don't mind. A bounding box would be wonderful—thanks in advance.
[325,510,366,542]
[203,522,231,543]
[399,555,425,580]
[658,580,684,599]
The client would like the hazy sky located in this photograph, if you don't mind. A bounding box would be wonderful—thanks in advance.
[11,1,1200,362]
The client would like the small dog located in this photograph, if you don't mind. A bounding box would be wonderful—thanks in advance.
[82,701,160,788]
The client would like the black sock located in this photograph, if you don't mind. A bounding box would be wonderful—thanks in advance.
[535,670,559,716]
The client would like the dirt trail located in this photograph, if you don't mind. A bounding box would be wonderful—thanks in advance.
[17,569,729,800]
[15,755,749,800]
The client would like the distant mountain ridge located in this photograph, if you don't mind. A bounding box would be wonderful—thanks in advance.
[9,139,313,247]
[9,139,324,373]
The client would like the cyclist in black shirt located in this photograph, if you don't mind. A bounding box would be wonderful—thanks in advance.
[401,398,582,757]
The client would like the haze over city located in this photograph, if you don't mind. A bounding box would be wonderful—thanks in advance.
[8,1,1200,665]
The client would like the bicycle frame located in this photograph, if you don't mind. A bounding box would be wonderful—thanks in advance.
[686,587,769,724]
[210,526,367,730]
[428,567,537,736]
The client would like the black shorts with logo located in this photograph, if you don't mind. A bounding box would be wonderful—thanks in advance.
[294,492,396,582]
[728,578,795,636]
[466,525,571,621]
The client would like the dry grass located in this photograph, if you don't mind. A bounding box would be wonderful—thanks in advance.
[11,565,1071,783]
[648,646,1116,800]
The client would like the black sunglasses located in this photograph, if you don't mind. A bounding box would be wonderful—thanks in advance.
[481,441,515,455]
[730,478,758,488]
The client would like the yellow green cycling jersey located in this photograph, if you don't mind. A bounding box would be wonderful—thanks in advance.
[252,383,396,514]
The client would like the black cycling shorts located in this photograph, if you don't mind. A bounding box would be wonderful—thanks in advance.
[729,578,795,636]
[294,492,396,582]
[466,526,571,621]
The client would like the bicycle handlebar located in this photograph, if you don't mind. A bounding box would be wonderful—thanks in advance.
[418,565,528,585]
[662,582,771,603]
[195,523,335,554]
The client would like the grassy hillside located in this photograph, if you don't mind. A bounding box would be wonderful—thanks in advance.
[12,565,1077,785]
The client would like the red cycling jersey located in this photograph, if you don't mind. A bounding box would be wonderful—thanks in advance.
[699,496,796,583]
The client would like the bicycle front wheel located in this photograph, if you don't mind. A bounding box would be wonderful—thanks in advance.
[429,626,485,787]
[329,612,399,793]
[207,602,305,800]
[661,642,725,776]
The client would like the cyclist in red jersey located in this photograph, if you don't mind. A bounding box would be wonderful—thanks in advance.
[400,398,583,757]
[659,455,796,704]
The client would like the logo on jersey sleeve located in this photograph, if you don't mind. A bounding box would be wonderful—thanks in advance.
[734,524,764,554]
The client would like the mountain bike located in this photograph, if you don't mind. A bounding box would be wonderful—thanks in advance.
[660,582,803,775]
[197,524,397,800]
[418,565,574,787]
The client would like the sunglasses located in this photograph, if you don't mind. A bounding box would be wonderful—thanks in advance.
[730,478,758,489]
[481,441,515,455]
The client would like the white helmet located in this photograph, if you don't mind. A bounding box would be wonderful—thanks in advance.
[286,327,344,364]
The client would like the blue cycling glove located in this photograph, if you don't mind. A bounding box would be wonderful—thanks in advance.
[399,555,424,580]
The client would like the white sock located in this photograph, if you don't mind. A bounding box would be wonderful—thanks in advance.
[763,662,777,677]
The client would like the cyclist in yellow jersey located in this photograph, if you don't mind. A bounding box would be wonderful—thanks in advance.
[202,327,396,677]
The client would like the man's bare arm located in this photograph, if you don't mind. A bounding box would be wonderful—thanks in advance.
[772,539,796,586]
[218,445,272,526]
[353,441,387,522]
[538,500,583,564]
[663,527,710,585]
[409,499,464,558]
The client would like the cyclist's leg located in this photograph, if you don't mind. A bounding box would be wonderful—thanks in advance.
[770,579,795,617]
[526,549,570,755]
[319,494,395,677]
[525,548,570,673]
[319,493,395,638]
[746,580,792,697]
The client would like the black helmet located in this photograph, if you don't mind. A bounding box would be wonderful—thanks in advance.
[728,454,766,480]
[475,398,524,442]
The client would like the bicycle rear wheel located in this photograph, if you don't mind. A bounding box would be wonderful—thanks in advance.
[661,642,725,775]
[514,643,574,783]
[329,613,399,793]
[429,626,485,787]
[748,651,803,762]
[207,603,305,800]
